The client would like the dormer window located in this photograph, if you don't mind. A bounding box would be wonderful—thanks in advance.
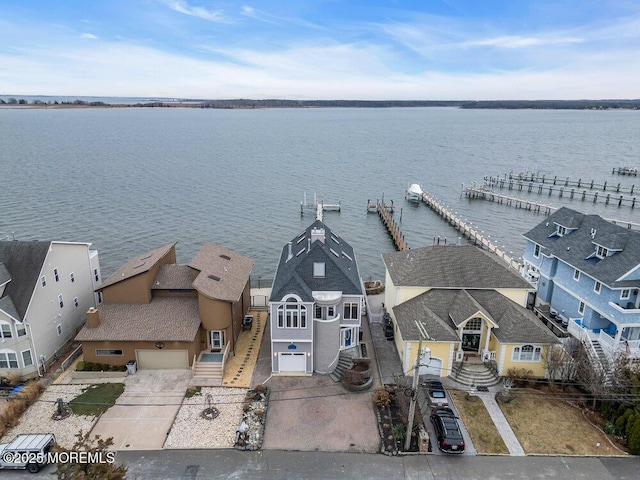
[556,225,567,236]
[595,245,608,259]
[313,262,325,278]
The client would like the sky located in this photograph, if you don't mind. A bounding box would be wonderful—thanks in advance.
[1,0,639,100]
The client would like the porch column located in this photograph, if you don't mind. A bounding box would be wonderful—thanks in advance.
[614,327,622,342]
[484,324,491,353]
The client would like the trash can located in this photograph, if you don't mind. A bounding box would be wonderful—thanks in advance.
[126,360,137,375]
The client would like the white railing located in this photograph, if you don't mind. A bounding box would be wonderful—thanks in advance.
[220,342,231,375]
[480,349,496,362]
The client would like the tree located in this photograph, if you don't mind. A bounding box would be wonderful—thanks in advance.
[543,343,578,384]
[53,431,126,480]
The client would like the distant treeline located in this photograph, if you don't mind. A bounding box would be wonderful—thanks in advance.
[3,97,640,110]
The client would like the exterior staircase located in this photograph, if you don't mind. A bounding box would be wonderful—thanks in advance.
[449,361,500,387]
[192,361,223,385]
[329,350,358,382]
[590,340,613,385]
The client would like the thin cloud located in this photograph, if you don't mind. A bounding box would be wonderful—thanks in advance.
[159,0,228,23]
[240,4,323,29]
[465,35,584,49]
[81,33,98,40]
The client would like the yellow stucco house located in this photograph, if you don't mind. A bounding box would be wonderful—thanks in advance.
[382,246,559,383]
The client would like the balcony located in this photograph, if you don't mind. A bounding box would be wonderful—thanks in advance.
[609,301,640,314]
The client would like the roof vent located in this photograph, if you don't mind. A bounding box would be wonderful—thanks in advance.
[141,254,152,260]
[219,254,231,260]
[207,274,221,282]
[591,228,597,239]
[133,263,144,269]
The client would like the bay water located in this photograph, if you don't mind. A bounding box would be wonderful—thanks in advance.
[1,107,639,281]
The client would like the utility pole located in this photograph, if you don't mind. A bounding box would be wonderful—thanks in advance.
[404,337,422,451]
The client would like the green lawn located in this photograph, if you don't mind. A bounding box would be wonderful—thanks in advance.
[69,383,125,416]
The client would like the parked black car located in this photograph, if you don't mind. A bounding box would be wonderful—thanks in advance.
[430,407,465,453]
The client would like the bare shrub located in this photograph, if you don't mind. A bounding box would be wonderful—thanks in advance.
[373,387,391,407]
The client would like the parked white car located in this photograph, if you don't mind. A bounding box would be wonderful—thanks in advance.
[0,433,56,473]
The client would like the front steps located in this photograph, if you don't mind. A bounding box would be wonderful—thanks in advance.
[329,348,361,382]
[192,362,223,385]
[449,361,500,387]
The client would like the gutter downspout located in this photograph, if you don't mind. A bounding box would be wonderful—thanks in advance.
[24,322,42,377]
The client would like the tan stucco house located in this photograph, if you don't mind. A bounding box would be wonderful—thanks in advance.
[76,242,253,375]
[382,245,559,380]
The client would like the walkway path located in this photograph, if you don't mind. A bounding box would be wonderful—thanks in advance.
[476,391,525,456]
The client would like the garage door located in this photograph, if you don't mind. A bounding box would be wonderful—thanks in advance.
[136,349,189,369]
[279,352,306,372]
[419,349,443,376]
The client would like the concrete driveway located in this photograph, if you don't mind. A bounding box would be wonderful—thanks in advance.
[90,369,191,450]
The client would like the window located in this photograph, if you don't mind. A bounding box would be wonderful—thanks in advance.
[578,301,585,314]
[621,289,631,300]
[344,302,359,320]
[464,318,483,331]
[313,262,325,277]
[94,268,100,282]
[594,281,601,294]
[0,352,19,369]
[573,269,580,281]
[533,244,540,258]
[54,268,59,282]
[512,345,541,362]
[0,323,12,339]
[97,291,103,305]
[74,297,79,308]
[56,324,62,335]
[596,245,609,259]
[16,323,26,337]
[21,349,33,367]
[276,299,307,329]
[557,225,567,236]
[96,349,123,356]
[41,275,46,287]
[58,294,64,308]
[70,272,75,283]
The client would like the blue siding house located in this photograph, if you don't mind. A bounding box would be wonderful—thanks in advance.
[269,220,364,375]
[522,207,640,364]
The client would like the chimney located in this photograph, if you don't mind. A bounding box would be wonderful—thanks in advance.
[86,307,100,328]
[311,227,325,244]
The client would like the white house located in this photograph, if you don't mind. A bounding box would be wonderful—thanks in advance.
[0,241,100,378]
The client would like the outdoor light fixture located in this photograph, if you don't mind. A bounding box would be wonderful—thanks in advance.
[155,341,165,349]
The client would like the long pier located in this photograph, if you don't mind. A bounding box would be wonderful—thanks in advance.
[482,176,637,208]
[499,172,637,193]
[465,186,557,214]
[373,201,407,251]
[421,192,522,271]
[464,186,640,230]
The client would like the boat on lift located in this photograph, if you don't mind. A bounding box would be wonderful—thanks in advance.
[406,183,424,202]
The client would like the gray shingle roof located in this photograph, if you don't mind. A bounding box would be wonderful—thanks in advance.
[99,242,177,290]
[75,297,200,342]
[0,241,51,320]
[382,245,532,289]
[270,220,363,302]
[522,207,640,287]
[0,263,10,287]
[393,289,559,344]
[189,243,254,302]
[0,296,20,322]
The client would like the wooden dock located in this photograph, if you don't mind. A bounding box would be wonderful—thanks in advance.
[465,186,557,214]
[373,201,407,251]
[489,173,637,194]
[421,192,522,272]
[301,193,341,221]
[481,176,637,208]
[612,167,639,177]
[464,185,640,230]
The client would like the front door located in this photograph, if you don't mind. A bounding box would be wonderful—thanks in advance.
[461,333,481,352]
[210,330,225,351]
[340,327,357,349]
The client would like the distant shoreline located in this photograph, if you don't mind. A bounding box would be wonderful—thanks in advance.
[1,98,639,110]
